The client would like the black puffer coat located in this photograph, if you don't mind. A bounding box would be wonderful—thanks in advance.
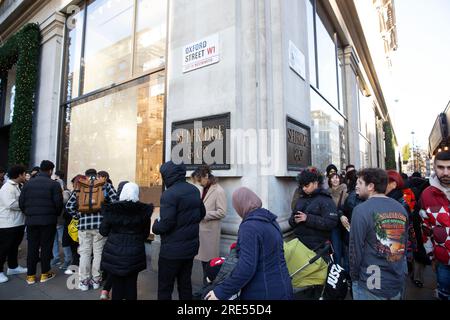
[152,161,206,260]
[100,201,153,276]
[19,172,63,226]
[289,188,338,250]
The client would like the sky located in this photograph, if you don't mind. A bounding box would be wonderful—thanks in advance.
[389,0,450,150]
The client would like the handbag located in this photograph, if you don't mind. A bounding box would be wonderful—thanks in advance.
[68,218,79,242]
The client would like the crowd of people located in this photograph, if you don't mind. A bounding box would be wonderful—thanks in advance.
[0,151,449,300]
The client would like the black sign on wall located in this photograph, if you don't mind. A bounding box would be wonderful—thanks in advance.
[171,113,230,170]
[287,116,311,171]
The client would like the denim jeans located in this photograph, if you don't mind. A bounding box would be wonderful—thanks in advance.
[330,227,342,266]
[52,225,72,266]
[352,282,401,300]
[436,263,450,300]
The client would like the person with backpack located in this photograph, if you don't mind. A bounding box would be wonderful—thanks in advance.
[19,160,64,285]
[99,182,153,300]
[66,168,118,291]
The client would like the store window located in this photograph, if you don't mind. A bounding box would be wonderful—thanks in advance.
[65,0,167,98]
[64,72,165,205]
[310,89,347,173]
[306,0,344,111]
[306,0,347,172]
[61,0,167,204]
[134,0,167,76]
[83,0,134,93]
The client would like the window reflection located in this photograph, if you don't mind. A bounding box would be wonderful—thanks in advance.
[4,65,16,126]
[316,15,338,108]
[83,0,134,93]
[65,8,84,100]
[306,0,317,87]
[67,72,165,205]
[134,0,167,76]
[311,89,346,173]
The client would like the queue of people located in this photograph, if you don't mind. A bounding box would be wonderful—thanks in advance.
[0,153,449,301]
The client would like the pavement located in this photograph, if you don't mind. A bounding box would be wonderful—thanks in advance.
[0,239,438,300]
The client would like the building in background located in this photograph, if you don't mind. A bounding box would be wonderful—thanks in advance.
[0,0,399,253]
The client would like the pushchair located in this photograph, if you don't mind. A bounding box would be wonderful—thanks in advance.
[284,239,348,300]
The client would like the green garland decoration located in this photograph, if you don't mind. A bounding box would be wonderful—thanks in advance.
[0,23,41,167]
[383,121,396,170]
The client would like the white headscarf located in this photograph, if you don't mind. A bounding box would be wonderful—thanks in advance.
[119,182,140,202]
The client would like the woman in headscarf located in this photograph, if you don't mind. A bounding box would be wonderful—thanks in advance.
[205,187,293,300]
[99,182,153,300]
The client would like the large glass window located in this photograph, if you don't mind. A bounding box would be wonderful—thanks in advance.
[64,0,168,98]
[83,0,134,93]
[316,16,338,108]
[134,0,167,76]
[61,0,167,204]
[65,72,165,205]
[306,0,343,111]
[311,89,347,173]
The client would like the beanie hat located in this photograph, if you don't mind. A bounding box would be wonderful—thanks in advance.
[206,257,225,282]
[326,164,338,177]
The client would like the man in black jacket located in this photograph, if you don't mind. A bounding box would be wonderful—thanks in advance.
[19,160,63,284]
[152,161,206,300]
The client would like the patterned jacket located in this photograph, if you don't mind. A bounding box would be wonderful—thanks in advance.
[419,176,450,265]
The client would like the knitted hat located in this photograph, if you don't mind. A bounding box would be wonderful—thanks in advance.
[206,257,225,282]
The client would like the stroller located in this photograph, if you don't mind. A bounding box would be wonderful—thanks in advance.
[284,239,349,300]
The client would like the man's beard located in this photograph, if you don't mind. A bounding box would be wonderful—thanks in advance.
[438,175,450,185]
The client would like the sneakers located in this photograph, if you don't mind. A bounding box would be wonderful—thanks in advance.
[100,290,110,300]
[79,279,90,291]
[64,268,75,275]
[0,272,8,283]
[7,265,27,275]
[40,272,56,283]
[92,278,102,290]
[26,275,36,285]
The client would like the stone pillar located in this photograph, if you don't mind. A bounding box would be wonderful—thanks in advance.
[30,12,65,166]
[343,46,361,169]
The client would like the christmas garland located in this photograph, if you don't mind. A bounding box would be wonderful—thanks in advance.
[0,23,41,167]
[383,121,396,170]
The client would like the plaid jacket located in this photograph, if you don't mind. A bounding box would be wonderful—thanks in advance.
[66,182,118,231]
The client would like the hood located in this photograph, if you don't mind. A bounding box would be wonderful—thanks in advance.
[386,188,404,202]
[105,201,153,225]
[232,187,262,219]
[243,208,279,227]
[160,161,186,188]
[408,177,427,190]
[429,174,450,201]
